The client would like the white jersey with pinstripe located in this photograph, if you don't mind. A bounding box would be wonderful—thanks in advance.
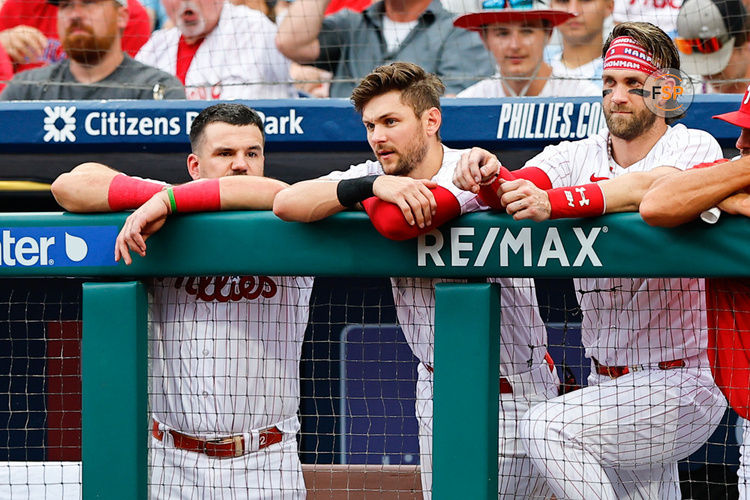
[527,123,723,366]
[323,145,558,498]
[148,274,313,499]
[517,124,727,499]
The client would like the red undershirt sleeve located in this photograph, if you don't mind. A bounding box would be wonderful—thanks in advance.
[477,166,553,210]
[362,186,462,241]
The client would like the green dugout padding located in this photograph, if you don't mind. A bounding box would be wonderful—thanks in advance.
[0,211,749,277]
[82,282,148,500]
[434,283,500,499]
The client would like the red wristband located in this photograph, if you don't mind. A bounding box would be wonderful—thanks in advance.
[513,167,553,190]
[547,183,605,219]
[478,166,516,210]
[108,174,165,211]
[170,178,221,212]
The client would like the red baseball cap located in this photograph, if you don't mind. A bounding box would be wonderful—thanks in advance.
[454,0,575,32]
[713,85,750,129]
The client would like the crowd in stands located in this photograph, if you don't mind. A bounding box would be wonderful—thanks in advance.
[0,0,747,99]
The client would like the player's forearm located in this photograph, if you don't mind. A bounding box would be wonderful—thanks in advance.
[275,0,328,63]
[50,162,121,212]
[599,167,678,214]
[641,159,750,226]
[219,176,289,211]
[273,180,345,222]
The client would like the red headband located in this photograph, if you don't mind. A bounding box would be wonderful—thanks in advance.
[603,36,658,75]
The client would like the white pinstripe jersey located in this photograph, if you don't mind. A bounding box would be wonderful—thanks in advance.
[526,124,723,365]
[149,275,313,437]
[324,146,549,375]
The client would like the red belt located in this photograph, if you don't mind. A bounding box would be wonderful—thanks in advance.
[151,420,283,458]
[423,363,513,394]
[593,358,686,379]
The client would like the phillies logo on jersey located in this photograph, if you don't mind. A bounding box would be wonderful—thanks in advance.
[172,276,278,302]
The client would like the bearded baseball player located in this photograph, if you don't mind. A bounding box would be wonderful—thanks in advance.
[274,61,560,499]
[454,22,727,498]
[640,87,750,498]
[51,103,311,499]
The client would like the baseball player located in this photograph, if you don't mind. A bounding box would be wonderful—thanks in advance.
[454,23,727,499]
[51,103,311,499]
[274,62,560,499]
[136,0,294,99]
[640,86,750,498]
[453,0,600,98]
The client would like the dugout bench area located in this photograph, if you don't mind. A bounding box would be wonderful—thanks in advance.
[0,96,746,499]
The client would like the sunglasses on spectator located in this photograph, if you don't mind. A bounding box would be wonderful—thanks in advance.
[482,0,537,9]
[675,35,730,55]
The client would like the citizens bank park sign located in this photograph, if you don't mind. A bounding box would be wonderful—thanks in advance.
[0,96,739,153]
[0,98,615,153]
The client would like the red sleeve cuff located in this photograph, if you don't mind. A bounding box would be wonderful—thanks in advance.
[547,183,605,219]
[363,185,462,241]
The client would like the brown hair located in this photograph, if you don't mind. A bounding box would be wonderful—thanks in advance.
[350,62,445,119]
[603,22,680,71]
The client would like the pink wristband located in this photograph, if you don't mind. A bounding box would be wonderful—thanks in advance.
[170,179,221,213]
[547,183,605,219]
[108,174,165,211]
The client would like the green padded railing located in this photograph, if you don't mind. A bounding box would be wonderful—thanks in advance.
[1,211,747,499]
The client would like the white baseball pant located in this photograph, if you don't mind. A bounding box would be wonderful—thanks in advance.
[519,355,726,500]
[149,433,305,499]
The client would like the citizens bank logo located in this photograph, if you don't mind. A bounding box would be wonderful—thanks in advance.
[0,226,118,267]
[43,106,77,143]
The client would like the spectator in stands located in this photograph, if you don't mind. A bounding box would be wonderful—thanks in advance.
[136,0,295,99]
[547,0,613,84]
[274,0,495,97]
[677,0,750,93]
[613,0,679,38]
[454,0,600,97]
[0,0,184,100]
[0,0,150,75]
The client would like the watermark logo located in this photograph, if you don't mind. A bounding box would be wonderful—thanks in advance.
[643,68,694,119]
[43,106,77,143]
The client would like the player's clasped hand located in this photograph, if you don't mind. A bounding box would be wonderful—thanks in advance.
[500,179,551,221]
[114,191,171,265]
[372,175,438,228]
[453,147,502,193]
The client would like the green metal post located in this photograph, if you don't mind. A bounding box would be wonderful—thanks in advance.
[433,282,500,499]
[82,282,148,499]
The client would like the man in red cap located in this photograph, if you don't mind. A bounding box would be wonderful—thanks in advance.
[641,85,750,498]
[453,0,599,97]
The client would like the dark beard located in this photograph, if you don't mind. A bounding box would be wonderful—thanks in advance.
[389,136,429,176]
[62,25,116,65]
[604,106,657,141]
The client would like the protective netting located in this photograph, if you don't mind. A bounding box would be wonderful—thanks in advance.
[0,276,743,498]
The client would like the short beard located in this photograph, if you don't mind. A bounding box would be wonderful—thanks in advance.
[63,25,116,65]
[604,105,657,141]
[388,134,429,176]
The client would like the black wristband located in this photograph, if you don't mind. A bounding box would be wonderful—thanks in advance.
[336,175,379,207]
